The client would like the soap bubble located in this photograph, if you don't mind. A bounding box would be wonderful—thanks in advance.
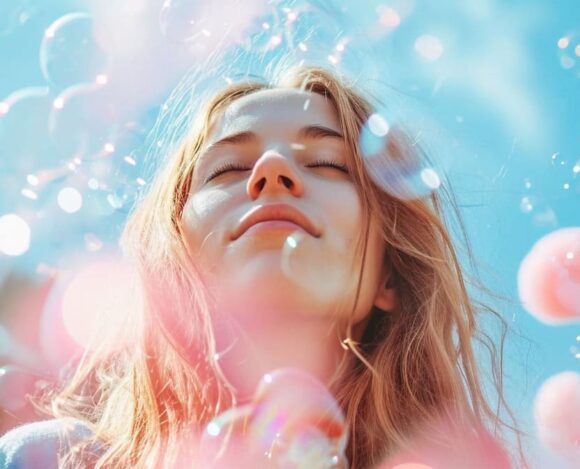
[48,82,119,160]
[0,87,59,175]
[200,369,348,467]
[517,227,580,324]
[40,13,109,89]
[360,116,441,200]
[534,371,580,463]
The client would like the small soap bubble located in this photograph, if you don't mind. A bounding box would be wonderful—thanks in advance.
[360,119,440,200]
[524,178,532,189]
[57,187,82,213]
[563,183,570,190]
[414,34,444,61]
[40,13,109,90]
[0,214,31,256]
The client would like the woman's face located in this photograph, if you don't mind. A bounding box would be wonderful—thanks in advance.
[181,88,392,326]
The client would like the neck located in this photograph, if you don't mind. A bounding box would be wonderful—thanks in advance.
[212,310,346,403]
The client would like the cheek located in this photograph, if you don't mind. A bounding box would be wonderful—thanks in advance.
[181,189,233,253]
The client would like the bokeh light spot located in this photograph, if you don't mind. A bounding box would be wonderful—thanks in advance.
[0,213,31,256]
[57,187,83,213]
[557,37,570,49]
[414,34,444,61]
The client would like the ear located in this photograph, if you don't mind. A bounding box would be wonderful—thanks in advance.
[373,272,396,312]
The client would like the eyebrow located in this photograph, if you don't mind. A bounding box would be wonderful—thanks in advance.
[204,125,345,152]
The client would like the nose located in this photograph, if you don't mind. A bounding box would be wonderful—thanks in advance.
[246,150,304,200]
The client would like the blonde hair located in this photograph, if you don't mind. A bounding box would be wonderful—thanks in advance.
[36,64,528,468]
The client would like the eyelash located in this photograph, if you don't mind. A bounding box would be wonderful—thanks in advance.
[204,159,349,182]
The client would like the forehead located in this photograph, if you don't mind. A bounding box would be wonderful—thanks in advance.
[211,88,340,140]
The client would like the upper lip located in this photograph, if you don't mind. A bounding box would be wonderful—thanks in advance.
[231,203,321,240]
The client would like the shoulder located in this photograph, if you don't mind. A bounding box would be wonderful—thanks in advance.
[0,418,97,469]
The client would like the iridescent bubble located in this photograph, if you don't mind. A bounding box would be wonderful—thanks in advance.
[57,187,83,213]
[0,213,31,256]
[200,369,348,467]
[250,369,348,467]
[48,82,118,160]
[360,118,441,200]
[0,87,59,174]
[534,371,580,463]
[40,13,109,89]
[414,34,444,62]
[518,228,580,324]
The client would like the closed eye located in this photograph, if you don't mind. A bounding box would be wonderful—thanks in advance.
[305,159,349,173]
[204,162,252,182]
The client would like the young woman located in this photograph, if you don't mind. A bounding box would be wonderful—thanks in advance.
[0,64,526,468]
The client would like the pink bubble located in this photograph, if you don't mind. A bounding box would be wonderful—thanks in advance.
[534,371,580,462]
[518,227,580,324]
[40,256,138,368]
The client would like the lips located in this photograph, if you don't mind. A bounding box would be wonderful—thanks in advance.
[231,203,321,240]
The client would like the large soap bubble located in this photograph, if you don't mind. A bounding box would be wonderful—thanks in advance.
[40,13,109,90]
[201,368,348,468]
